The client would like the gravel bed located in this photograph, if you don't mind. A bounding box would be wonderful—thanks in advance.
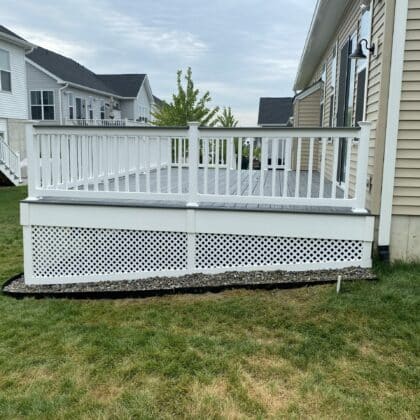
[3,267,376,298]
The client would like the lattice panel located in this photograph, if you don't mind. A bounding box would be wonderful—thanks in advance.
[195,233,363,269]
[31,226,188,278]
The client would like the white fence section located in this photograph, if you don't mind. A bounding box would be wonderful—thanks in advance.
[26,122,371,212]
[0,136,21,183]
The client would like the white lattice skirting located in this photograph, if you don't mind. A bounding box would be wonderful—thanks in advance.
[21,203,374,284]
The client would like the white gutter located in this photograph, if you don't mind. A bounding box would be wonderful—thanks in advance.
[58,83,69,125]
[378,0,408,252]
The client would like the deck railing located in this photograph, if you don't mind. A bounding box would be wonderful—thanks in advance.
[64,118,149,127]
[0,136,21,181]
[25,122,371,212]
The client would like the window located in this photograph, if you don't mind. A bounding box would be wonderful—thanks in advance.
[0,49,11,92]
[30,90,55,120]
[330,47,337,90]
[139,105,149,123]
[100,99,105,119]
[345,33,357,126]
[88,96,93,119]
[68,93,74,119]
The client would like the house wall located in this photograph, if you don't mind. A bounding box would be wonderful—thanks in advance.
[120,99,134,120]
[389,1,420,261]
[0,39,28,120]
[293,0,388,208]
[26,62,60,124]
[133,82,152,122]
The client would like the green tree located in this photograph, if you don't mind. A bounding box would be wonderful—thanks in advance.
[217,107,238,127]
[152,67,219,126]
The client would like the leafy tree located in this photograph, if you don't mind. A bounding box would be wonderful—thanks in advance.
[152,67,219,126]
[217,107,238,127]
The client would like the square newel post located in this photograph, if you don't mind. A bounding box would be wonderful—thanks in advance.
[25,123,37,199]
[187,122,200,207]
[353,121,371,213]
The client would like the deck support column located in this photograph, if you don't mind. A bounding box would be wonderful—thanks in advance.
[187,122,200,208]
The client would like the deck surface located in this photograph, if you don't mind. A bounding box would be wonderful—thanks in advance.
[90,167,345,202]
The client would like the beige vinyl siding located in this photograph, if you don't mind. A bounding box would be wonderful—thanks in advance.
[393,2,420,216]
[293,0,388,208]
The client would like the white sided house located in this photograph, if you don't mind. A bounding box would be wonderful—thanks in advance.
[26,46,155,127]
[0,26,33,185]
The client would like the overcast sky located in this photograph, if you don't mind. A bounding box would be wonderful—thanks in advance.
[3,0,316,125]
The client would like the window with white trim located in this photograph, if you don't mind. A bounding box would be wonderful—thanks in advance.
[330,48,337,91]
[30,90,55,120]
[100,99,105,119]
[0,49,11,92]
[68,92,74,119]
[139,105,149,123]
[87,96,93,119]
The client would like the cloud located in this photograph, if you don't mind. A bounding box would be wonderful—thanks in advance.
[12,27,95,61]
[83,4,208,59]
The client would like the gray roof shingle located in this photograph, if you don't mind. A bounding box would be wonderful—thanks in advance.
[27,46,119,95]
[258,97,293,126]
[97,74,145,97]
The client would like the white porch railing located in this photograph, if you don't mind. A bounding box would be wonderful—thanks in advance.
[26,122,371,212]
[0,136,21,182]
[64,119,149,127]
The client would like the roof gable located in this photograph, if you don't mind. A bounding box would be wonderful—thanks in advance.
[258,97,293,125]
[97,74,146,97]
[0,25,33,50]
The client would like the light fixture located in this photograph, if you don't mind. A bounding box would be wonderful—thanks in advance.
[350,38,375,59]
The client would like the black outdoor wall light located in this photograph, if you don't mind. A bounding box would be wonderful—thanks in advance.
[350,38,375,59]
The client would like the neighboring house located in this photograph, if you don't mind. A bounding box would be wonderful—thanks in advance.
[0,26,33,184]
[293,0,419,260]
[26,46,154,126]
[257,97,293,126]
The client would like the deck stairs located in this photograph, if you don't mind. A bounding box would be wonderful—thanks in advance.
[0,137,22,185]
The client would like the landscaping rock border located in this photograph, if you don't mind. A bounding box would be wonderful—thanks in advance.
[2,267,376,299]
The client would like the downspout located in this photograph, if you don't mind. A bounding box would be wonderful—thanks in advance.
[58,83,69,125]
[378,0,408,261]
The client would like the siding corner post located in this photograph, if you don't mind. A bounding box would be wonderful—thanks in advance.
[187,122,200,208]
[353,121,371,213]
[25,123,37,199]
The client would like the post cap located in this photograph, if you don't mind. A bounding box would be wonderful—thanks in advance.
[187,121,200,127]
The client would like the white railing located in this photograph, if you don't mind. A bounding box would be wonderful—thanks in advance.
[65,119,149,127]
[26,122,371,211]
[0,137,21,181]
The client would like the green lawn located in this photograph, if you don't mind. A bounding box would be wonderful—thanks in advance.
[0,186,419,419]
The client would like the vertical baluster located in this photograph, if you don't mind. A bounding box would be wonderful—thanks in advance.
[167,137,172,193]
[226,137,233,195]
[294,137,302,197]
[62,134,69,189]
[344,138,352,199]
[156,137,161,193]
[319,138,327,198]
[204,137,209,194]
[260,138,267,196]
[82,135,89,191]
[215,138,220,195]
[51,134,60,188]
[34,132,41,190]
[177,138,182,193]
[114,136,119,192]
[103,135,109,191]
[135,136,140,192]
[271,139,278,196]
[146,136,151,193]
[306,137,314,198]
[41,135,49,188]
[248,138,254,195]
[282,138,289,197]
[236,138,242,195]
[93,135,99,191]
[123,135,129,191]
[331,137,339,199]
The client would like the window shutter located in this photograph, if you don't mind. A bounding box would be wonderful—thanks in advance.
[355,69,367,125]
[336,39,350,127]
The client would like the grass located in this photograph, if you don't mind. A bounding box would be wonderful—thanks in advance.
[0,186,419,419]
